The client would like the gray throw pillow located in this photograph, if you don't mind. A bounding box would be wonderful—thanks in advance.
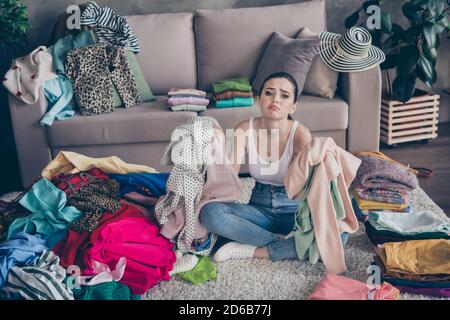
[252,31,320,98]
[297,27,339,99]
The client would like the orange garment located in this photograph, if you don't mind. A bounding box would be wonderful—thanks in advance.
[285,137,361,274]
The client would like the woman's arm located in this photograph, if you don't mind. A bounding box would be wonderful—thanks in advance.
[230,120,249,174]
[293,124,313,156]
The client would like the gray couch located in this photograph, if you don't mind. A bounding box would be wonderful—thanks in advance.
[8,0,381,188]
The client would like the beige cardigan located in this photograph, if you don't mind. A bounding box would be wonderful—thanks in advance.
[284,137,361,274]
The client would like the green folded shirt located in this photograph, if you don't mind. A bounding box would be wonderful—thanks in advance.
[212,77,252,94]
[215,97,254,108]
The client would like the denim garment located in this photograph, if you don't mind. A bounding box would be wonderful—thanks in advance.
[200,182,348,262]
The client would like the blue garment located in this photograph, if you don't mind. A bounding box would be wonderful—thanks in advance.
[201,182,348,262]
[42,30,97,126]
[49,30,96,77]
[0,232,47,288]
[40,77,75,126]
[7,178,82,246]
[108,173,169,197]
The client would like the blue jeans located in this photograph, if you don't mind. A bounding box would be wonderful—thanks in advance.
[200,182,349,262]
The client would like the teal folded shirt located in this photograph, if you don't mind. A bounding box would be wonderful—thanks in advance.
[215,97,254,108]
[7,178,82,246]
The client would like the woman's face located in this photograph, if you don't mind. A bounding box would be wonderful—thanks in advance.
[258,77,297,120]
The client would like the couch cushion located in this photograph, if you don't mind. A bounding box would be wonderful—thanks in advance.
[46,100,197,147]
[126,12,197,95]
[200,93,347,132]
[195,0,326,92]
[293,95,349,131]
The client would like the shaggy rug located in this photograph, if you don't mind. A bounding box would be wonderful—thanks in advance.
[144,178,449,300]
[1,178,449,300]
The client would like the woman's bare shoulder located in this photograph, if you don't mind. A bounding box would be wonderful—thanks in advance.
[293,123,313,151]
[234,119,251,131]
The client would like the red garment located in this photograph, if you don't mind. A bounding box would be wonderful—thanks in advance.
[52,167,110,195]
[53,202,175,294]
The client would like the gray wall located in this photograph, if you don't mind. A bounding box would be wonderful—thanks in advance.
[1,0,449,192]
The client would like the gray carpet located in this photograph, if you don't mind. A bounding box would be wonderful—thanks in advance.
[2,179,449,300]
[144,178,449,300]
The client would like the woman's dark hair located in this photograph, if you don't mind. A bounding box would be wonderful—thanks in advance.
[258,72,298,121]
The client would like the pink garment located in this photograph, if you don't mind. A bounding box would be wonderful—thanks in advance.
[308,274,400,300]
[284,137,361,274]
[83,210,176,294]
[166,97,210,107]
[78,257,127,286]
[160,128,242,243]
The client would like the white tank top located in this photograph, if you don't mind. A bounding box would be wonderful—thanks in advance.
[248,117,298,186]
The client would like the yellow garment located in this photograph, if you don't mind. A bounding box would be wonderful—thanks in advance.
[42,151,157,179]
[378,239,450,275]
[353,192,407,211]
[353,151,418,176]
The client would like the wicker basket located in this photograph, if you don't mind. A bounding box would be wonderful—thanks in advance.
[380,90,440,146]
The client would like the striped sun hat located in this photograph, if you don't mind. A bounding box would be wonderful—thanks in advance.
[319,27,385,72]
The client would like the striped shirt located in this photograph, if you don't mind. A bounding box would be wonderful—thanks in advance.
[80,2,140,53]
[1,250,74,300]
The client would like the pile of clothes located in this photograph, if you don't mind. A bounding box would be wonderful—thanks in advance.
[0,149,223,300]
[0,118,240,300]
[350,151,450,298]
[212,77,254,108]
[351,151,418,222]
[2,1,154,126]
[165,88,210,112]
[373,239,450,298]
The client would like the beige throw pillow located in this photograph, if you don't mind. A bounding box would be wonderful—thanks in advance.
[297,27,339,99]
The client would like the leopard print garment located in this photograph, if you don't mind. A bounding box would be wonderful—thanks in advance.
[52,169,122,233]
[66,42,141,116]
[67,179,121,233]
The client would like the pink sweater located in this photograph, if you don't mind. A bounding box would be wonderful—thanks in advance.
[284,137,361,274]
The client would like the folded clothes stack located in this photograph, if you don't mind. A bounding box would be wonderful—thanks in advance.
[373,239,450,298]
[166,88,209,112]
[212,77,254,108]
[351,152,419,222]
[364,210,450,245]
